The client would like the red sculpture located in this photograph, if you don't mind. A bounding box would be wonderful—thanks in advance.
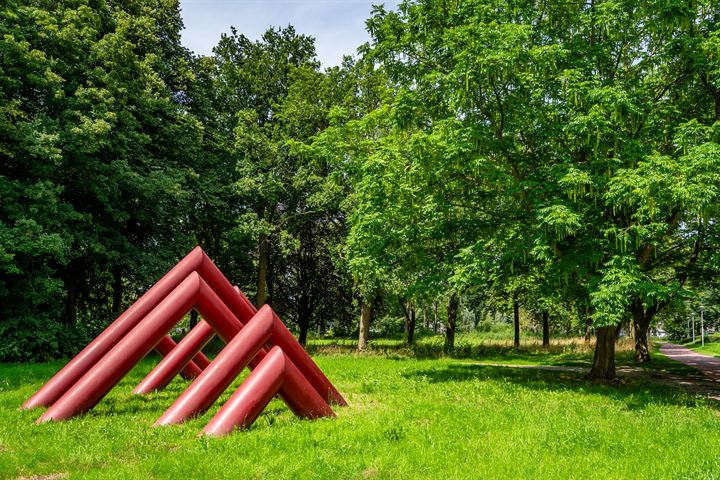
[203,346,334,437]
[23,247,345,436]
[133,320,215,394]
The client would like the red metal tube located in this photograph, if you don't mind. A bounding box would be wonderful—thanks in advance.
[202,346,334,437]
[37,273,203,422]
[22,247,206,410]
[232,286,346,406]
[197,254,256,324]
[37,274,246,423]
[154,306,275,426]
[154,335,203,380]
[27,245,345,431]
[233,286,256,315]
[192,351,212,370]
[133,320,215,394]
[277,349,336,420]
[268,311,347,406]
[23,248,252,411]
[201,346,285,436]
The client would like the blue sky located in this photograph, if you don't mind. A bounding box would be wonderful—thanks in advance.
[179,0,402,67]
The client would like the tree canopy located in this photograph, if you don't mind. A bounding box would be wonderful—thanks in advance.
[2,0,719,379]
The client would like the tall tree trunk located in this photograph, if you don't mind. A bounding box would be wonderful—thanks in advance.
[65,282,78,325]
[588,325,617,381]
[631,301,652,363]
[542,311,550,349]
[445,294,459,353]
[317,315,324,336]
[399,300,416,345]
[111,267,123,316]
[423,306,429,329]
[513,296,520,348]
[358,301,372,351]
[433,302,438,334]
[189,310,199,330]
[298,313,310,346]
[584,313,592,345]
[267,242,275,305]
[256,236,269,308]
[408,307,416,345]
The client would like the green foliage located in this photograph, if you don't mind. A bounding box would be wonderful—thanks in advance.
[4,0,720,366]
[0,0,199,360]
[307,0,720,361]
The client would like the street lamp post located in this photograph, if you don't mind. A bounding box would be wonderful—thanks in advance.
[692,313,696,344]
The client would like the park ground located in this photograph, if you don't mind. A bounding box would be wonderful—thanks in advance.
[1,335,720,480]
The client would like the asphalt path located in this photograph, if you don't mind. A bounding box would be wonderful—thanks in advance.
[659,342,720,383]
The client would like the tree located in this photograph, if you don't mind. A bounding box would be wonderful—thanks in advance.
[0,0,200,360]
[349,0,720,378]
[211,26,318,308]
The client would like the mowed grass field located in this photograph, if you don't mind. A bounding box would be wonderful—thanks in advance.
[1,344,720,479]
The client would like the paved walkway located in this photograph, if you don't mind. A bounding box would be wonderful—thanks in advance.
[659,342,720,382]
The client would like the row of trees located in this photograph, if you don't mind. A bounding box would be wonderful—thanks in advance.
[1,0,359,359]
[2,0,719,380]
[306,0,720,378]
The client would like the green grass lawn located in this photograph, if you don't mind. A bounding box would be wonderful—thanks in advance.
[685,333,720,358]
[689,342,720,358]
[2,352,720,479]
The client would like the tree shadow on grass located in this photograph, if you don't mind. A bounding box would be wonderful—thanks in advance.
[401,362,720,411]
[0,355,163,389]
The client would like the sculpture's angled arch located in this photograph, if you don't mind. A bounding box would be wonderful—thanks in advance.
[24,247,345,435]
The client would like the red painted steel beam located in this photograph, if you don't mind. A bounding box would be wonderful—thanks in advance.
[133,320,215,394]
[202,346,334,437]
[268,313,347,406]
[23,247,254,411]
[232,286,346,406]
[192,350,212,370]
[27,245,344,430]
[203,346,285,436]
[233,286,256,314]
[22,247,206,410]
[37,273,247,423]
[154,335,203,380]
[198,253,255,323]
[268,347,335,420]
[156,305,345,426]
[154,305,276,426]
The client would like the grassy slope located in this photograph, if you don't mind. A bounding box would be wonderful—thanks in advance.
[686,334,720,358]
[1,353,719,479]
[693,342,720,357]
